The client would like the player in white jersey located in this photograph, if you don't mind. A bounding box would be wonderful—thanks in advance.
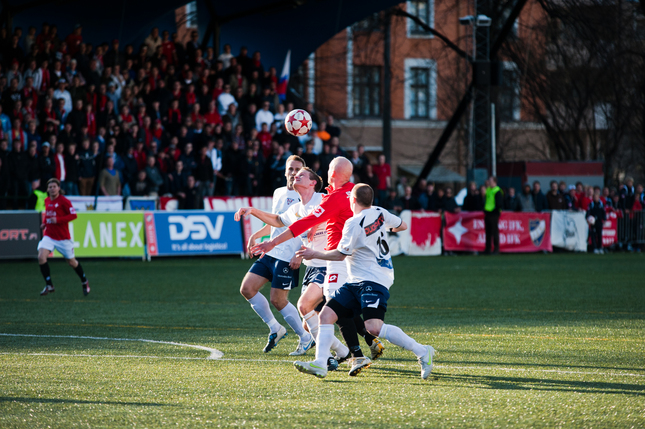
[294,184,436,380]
[237,155,313,354]
[236,168,350,360]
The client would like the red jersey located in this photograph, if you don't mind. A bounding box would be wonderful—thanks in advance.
[43,195,77,241]
[372,163,391,191]
[289,181,355,250]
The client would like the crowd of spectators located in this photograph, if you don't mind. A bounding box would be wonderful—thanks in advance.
[0,23,351,210]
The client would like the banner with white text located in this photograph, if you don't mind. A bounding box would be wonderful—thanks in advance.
[444,211,552,253]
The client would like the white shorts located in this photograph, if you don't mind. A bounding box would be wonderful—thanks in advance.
[323,260,348,300]
[37,236,75,259]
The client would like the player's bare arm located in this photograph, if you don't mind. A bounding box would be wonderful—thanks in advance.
[247,224,271,255]
[234,207,284,228]
[295,245,346,262]
[250,228,295,256]
[391,221,408,233]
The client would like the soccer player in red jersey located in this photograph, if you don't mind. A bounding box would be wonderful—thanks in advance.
[37,178,90,296]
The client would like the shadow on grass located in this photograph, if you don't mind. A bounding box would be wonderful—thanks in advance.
[0,396,175,407]
[434,372,645,396]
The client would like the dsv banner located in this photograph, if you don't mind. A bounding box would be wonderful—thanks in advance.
[145,211,244,256]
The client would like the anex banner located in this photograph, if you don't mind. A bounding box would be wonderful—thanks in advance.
[53,212,145,257]
[0,211,41,258]
[444,211,552,253]
[145,211,244,256]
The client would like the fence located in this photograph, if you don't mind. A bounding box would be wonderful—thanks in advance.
[616,211,645,247]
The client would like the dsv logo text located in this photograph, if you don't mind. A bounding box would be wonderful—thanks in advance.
[168,215,225,240]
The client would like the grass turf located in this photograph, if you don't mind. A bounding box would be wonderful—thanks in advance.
[0,253,644,428]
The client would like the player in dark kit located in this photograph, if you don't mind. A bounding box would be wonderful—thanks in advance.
[37,178,90,296]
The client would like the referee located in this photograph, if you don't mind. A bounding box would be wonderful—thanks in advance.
[484,176,504,255]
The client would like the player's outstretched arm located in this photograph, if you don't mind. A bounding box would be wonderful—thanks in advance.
[250,228,295,256]
[246,224,271,255]
[391,221,408,233]
[295,245,346,262]
[234,207,284,228]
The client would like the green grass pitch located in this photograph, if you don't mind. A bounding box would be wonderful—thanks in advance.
[1,253,644,427]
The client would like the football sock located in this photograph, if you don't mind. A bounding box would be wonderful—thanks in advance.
[39,262,52,286]
[354,316,376,346]
[74,262,87,282]
[303,310,319,339]
[330,336,349,358]
[279,302,306,338]
[337,317,364,358]
[314,324,334,366]
[247,293,281,333]
[380,324,427,358]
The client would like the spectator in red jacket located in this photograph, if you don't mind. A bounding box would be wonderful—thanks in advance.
[372,153,391,205]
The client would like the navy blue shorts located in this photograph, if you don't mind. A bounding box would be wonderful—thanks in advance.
[302,266,327,312]
[327,281,390,320]
[249,255,300,290]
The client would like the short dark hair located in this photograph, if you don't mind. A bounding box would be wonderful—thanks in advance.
[353,184,373,207]
[301,167,323,192]
[287,155,305,167]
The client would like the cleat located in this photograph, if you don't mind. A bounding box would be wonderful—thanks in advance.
[294,360,327,378]
[419,345,436,380]
[263,326,287,353]
[289,333,315,356]
[40,285,55,296]
[348,356,372,376]
[335,352,351,365]
[369,338,385,360]
[82,281,90,296]
[327,357,339,371]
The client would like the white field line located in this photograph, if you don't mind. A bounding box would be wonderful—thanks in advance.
[2,333,644,379]
[0,333,223,360]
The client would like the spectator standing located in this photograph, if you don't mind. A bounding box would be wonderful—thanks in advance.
[503,187,521,212]
[8,140,29,208]
[484,176,503,255]
[255,100,274,132]
[619,177,635,212]
[77,139,96,195]
[359,164,379,193]
[217,84,237,116]
[195,145,214,200]
[144,156,164,196]
[400,185,422,211]
[372,153,391,205]
[586,193,606,254]
[38,142,55,184]
[218,44,234,69]
[546,180,566,210]
[532,181,547,212]
[382,188,403,215]
[442,187,460,213]
[53,79,72,113]
[63,143,79,195]
[98,156,121,196]
[564,185,577,210]
[462,181,483,211]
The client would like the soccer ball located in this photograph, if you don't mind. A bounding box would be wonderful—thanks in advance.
[587,216,595,225]
[284,109,313,137]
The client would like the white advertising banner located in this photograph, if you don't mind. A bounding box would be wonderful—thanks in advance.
[550,210,588,252]
[67,196,124,212]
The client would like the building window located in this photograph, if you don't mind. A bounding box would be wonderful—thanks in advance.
[404,58,437,119]
[407,0,434,37]
[353,66,381,117]
[185,1,198,28]
[499,62,521,122]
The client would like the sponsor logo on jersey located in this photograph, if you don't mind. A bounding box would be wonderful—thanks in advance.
[364,213,385,237]
[168,215,224,240]
[312,206,325,217]
[328,274,338,283]
[286,198,296,205]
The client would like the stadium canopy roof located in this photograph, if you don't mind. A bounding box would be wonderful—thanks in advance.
[4,0,402,71]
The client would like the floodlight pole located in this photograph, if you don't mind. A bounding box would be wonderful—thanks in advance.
[383,11,392,164]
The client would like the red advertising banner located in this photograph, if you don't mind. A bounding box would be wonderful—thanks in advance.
[602,211,618,247]
[408,211,442,256]
[144,212,158,256]
[444,212,552,253]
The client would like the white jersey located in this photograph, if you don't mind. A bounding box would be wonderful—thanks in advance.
[266,187,302,262]
[337,206,402,289]
[279,192,328,268]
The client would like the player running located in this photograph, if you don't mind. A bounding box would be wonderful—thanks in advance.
[293,184,436,380]
[37,178,90,296]
[239,155,313,354]
[251,157,384,376]
[236,167,350,360]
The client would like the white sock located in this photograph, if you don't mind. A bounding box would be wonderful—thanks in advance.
[380,324,426,358]
[280,302,307,338]
[247,293,280,333]
[330,336,349,358]
[303,310,319,339]
[314,324,334,366]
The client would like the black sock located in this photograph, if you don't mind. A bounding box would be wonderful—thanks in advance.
[39,262,53,286]
[354,316,376,346]
[74,262,87,282]
[337,317,363,358]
